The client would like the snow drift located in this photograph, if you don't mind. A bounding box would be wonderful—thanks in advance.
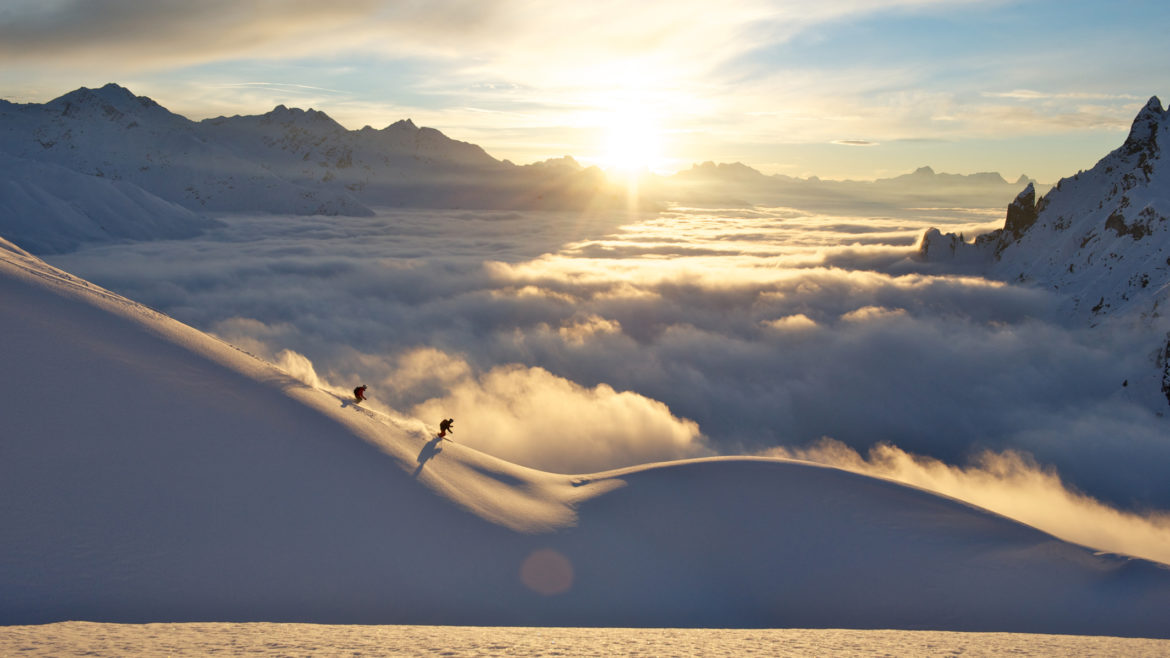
[2,237,1169,636]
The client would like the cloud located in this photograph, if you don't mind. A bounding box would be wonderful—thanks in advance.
[274,348,328,390]
[983,90,1145,102]
[766,438,1170,566]
[46,205,1170,513]
[0,1,782,74]
[407,359,710,474]
[254,342,711,474]
[0,1,384,68]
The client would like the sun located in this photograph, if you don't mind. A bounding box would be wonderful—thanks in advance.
[599,109,664,177]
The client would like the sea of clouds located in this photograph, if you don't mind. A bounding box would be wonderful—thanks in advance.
[47,203,1170,562]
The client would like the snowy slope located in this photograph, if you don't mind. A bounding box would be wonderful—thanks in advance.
[0,151,218,253]
[2,239,1170,635]
[0,84,370,218]
[991,97,1170,324]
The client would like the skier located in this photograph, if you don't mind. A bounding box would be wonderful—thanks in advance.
[438,418,454,439]
[353,384,368,404]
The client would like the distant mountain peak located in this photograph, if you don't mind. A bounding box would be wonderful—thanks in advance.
[386,118,417,131]
[1140,95,1164,116]
[58,82,137,105]
[524,155,583,173]
[63,82,136,102]
[683,161,766,180]
[1122,95,1165,157]
[262,104,344,131]
[47,83,164,118]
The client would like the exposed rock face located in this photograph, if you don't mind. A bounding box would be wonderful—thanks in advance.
[1002,182,1038,244]
[915,182,1037,265]
[1160,333,1170,406]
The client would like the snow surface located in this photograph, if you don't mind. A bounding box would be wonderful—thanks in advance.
[3,237,1170,637]
[0,151,217,254]
[3,622,1170,657]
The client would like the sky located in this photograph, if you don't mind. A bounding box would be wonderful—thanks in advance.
[1,0,1168,182]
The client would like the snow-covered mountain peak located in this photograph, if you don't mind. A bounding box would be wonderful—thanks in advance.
[920,96,1169,314]
[45,83,175,123]
[50,82,136,106]
[262,104,345,132]
[1127,95,1165,141]
[385,118,418,132]
[1111,95,1163,173]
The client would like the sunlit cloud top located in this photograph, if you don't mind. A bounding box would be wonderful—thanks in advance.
[1,0,1167,181]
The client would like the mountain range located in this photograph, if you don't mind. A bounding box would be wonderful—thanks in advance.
[660,161,1040,211]
[2,83,1033,254]
[0,83,621,252]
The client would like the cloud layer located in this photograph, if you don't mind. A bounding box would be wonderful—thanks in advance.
[48,204,1170,519]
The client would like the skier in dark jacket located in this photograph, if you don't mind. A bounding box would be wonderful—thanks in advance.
[438,418,454,438]
[354,385,368,404]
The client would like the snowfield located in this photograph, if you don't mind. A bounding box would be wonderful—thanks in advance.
[3,235,1170,640]
[3,623,1170,657]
